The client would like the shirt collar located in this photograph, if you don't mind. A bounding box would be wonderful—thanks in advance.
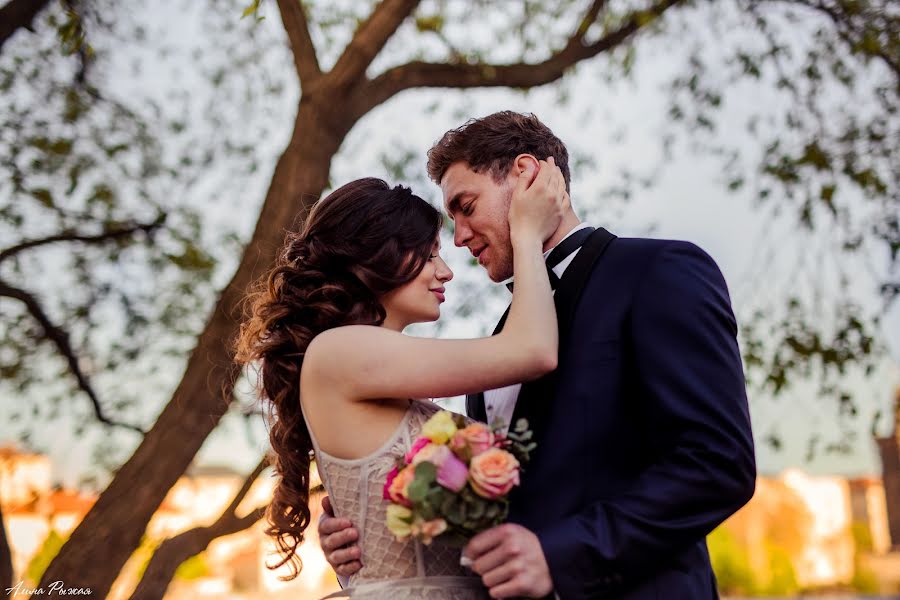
[501,222,591,287]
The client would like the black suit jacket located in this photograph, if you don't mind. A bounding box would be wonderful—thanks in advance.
[467,230,755,599]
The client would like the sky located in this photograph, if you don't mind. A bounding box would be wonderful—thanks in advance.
[1,0,898,489]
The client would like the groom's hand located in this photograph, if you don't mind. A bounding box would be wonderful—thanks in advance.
[463,523,554,599]
[319,496,363,577]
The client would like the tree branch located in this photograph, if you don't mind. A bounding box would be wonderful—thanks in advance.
[0,278,146,434]
[329,0,420,90]
[797,0,900,79]
[128,459,270,600]
[362,0,683,109]
[0,0,53,53]
[275,0,322,85]
[0,214,166,265]
[572,0,610,44]
[222,456,269,516]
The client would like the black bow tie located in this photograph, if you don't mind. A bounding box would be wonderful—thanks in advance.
[506,226,595,292]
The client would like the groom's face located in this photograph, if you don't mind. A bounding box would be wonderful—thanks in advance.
[441,161,516,282]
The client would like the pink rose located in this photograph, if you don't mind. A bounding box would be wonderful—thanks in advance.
[411,444,469,493]
[450,423,495,460]
[383,466,399,500]
[405,437,432,464]
[435,448,469,492]
[386,466,415,507]
[469,448,520,499]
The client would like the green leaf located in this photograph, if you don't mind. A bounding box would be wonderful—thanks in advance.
[415,15,444,33]
[241,0,262,19]
[29,188,54,208]
[414,460,437,483]
[407,478,430,504]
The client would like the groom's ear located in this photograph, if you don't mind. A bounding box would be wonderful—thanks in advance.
[511,154,540,186]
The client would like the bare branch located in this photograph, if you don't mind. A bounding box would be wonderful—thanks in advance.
[329,0,420,90]
[0,214,166,265]
[128,459,270,600]
[0,278,146,434]
[221,456,270,517]
[362,0,683,109]
[0,0,53,53]
[572,0,610,44]
[275,0,322,85]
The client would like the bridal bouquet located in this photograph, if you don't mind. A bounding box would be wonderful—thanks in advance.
[383,410,535,545]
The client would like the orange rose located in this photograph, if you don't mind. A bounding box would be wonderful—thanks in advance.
[450,423,495,461]
[411,517,448,545]
[468,448,520,499]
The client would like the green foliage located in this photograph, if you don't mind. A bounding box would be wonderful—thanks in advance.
[850,520,880,593]
[174,553,211,581]
[759,543,799,596]
[709,528,800,596]
[708,527,758,595]
[0,0,270,466]
[850,562,880,594]
[241,0,265,22]
[24,530,67,584]
[851,519,874,552]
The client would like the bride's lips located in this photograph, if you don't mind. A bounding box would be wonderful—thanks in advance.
[430,287,446,302]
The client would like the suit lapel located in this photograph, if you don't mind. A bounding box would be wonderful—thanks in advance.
[509,228,617,440]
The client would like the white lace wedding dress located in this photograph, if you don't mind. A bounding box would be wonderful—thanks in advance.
[310,400,489,599]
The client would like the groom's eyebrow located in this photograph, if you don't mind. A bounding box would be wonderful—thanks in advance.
[445,192,470,218]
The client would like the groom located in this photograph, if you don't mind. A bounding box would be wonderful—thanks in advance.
[319,111,756,599]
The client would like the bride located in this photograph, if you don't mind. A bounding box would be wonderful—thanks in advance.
[234,159,566,599]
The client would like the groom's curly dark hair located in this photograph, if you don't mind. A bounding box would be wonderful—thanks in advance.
[233,178,441,580]
[426,111,571,193]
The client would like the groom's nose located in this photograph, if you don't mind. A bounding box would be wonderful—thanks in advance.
[453,219,472,247]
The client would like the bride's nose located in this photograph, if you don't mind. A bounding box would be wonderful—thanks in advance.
[436,258,453,282]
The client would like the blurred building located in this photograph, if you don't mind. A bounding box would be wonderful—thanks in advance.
[1,448,340,599]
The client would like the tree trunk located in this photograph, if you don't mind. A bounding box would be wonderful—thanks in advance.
[0,504,12,594]
[39,99,350,598]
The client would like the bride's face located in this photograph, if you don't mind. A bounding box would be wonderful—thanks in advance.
[380,241,453,330]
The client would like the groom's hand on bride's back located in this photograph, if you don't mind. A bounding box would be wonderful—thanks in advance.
[319,496,363,577]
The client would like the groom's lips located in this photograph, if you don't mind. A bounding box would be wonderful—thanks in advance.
[472,246,487,265]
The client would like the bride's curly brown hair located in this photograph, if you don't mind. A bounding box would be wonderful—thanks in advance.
[233,178,442,579]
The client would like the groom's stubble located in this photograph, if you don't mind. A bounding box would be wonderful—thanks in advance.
[488,180,516,282]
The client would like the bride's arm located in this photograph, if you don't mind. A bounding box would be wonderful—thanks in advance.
[304,160,565,403]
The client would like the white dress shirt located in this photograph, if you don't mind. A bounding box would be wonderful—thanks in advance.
[485,223,593,432]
